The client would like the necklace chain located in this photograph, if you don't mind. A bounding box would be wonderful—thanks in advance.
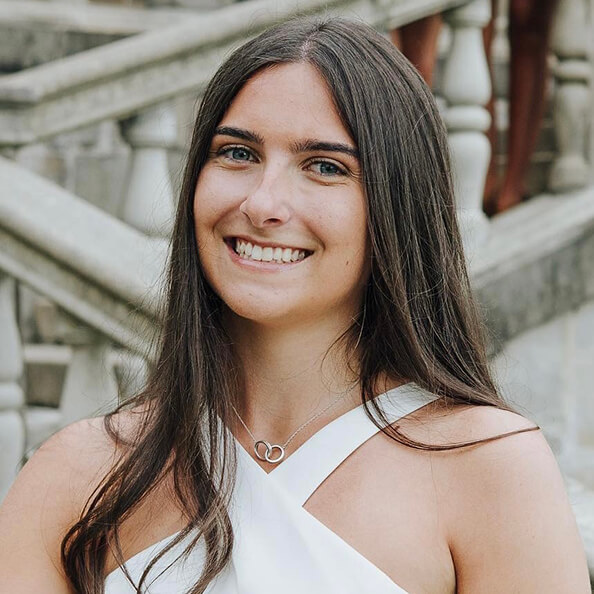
[231,384,357,465]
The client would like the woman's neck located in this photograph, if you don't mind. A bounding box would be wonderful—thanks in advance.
[226,314,364,444]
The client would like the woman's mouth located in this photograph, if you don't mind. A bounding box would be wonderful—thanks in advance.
[225,237,313,264]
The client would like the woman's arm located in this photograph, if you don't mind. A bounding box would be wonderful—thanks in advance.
[445,408,591,592]
[0,418,113,593]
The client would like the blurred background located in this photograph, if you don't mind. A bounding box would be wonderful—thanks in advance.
[0,0,593,581]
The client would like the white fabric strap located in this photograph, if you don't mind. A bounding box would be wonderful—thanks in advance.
[271,383,438,506]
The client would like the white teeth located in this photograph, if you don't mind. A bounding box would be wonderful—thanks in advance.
[233,238,309,264]
[251,245,263,261]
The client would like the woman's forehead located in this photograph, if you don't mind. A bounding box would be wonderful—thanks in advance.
[217,62,355,147]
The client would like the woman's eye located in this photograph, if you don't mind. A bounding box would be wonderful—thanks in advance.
[308,160,346,176]
[218,146,255,162]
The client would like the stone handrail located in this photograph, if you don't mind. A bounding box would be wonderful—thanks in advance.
[0,0,194,36]
[0,156,165,356]
[0,0,198,71]
[471,185,594,352]
[0,0,473,147]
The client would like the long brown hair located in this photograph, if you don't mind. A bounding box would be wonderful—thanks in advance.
[62,16,537,593]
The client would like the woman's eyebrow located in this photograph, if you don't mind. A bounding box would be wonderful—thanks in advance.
[290,138,359,160]
[214,126,264,144]
[213,126,359,160]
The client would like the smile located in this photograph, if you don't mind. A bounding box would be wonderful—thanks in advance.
[229,237,312,264]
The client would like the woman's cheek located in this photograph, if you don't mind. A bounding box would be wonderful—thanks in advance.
[200,168,260,212]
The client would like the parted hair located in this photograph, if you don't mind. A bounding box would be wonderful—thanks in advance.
[61,15,535,593]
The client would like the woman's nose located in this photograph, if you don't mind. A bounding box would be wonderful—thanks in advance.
[239,166,292,228]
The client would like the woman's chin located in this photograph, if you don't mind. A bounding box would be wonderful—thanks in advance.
[222,299,303,328]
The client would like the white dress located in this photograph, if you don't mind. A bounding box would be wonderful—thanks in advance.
[105,382,438,593]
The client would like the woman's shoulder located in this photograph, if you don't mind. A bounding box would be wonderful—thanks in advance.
[1,414,119,524]
[393,394,538,448]
[395,401,590,591]
[0,410,141,591]
[395,400,553,501]
[19,407,143,497]
[380,396,549,493]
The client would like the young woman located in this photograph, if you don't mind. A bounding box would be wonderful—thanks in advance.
[0,16,589,594]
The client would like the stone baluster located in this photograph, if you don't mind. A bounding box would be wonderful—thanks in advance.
[0,273,25,502]
[14,143,65,345]
[57,316,120,428]
[24,314,124,454]
[548,0,592,192]
[442,0,492,258]
[111,348,149,401]
[120,102,177,238]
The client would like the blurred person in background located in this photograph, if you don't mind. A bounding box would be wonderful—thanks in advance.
[391,0,558,216]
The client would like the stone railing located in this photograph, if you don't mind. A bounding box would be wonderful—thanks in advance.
[0,0,196,70]
[548,0,593,192]
[0,155,166,500]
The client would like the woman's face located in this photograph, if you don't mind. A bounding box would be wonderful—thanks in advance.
[194,62,369,327]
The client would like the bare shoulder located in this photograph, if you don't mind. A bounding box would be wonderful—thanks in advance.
[396,398,538,445]
[0,410,140,593]
[401,403,591,593]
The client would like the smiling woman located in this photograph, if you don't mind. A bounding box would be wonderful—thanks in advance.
[0,15,590,594]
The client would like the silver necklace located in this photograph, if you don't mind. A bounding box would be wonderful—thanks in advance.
[231,385,357,465]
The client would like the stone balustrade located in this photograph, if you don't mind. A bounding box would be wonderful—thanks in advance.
[0,157,165,352]
[120,102,178,238]
[0,0,472,145]
[0,154,166,497]
[0,0,194,71]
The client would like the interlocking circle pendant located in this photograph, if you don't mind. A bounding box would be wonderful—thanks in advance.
[254,440,285,464]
